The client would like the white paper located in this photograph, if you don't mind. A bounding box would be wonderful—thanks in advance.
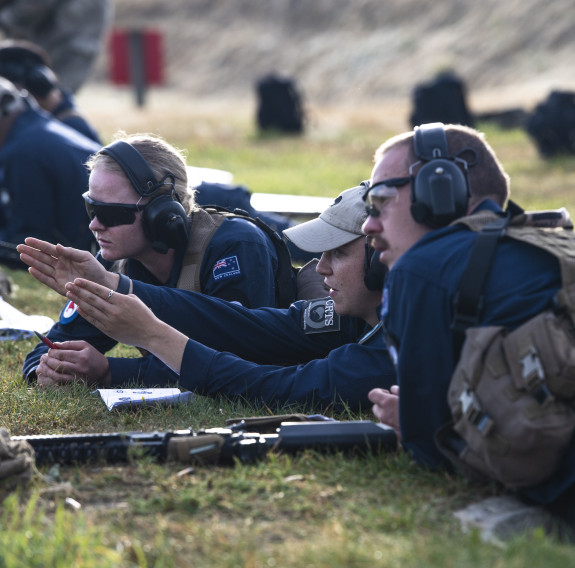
[94,388,194,411]
[0,296,55,338]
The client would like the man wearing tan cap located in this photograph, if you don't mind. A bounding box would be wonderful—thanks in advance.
[19,183,395,412]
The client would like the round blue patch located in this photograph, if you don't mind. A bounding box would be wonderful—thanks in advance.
[59,300,79,324]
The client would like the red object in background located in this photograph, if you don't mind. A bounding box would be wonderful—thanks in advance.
[109,29,164,86]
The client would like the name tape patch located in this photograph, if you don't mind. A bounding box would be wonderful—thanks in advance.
[213,255,241,281]
[301,297,340,334]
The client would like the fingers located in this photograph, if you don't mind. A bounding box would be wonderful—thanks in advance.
[18,247,57,271]
[21,237,58,255]
[37,376,60,388]
[27,267,58,290]
[37,353,77,384]
[58,340,92,351]
[65,279,111,312]
[368,388,390,405]
[67,278,110,298]
[54,242,91,263]
[65,279,118,331]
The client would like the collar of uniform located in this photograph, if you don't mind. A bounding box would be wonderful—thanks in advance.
[358,321,383,345]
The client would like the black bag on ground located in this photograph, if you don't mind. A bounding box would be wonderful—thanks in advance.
[410,71,474,128]
[256,73,304,133]
[526,90,575,158]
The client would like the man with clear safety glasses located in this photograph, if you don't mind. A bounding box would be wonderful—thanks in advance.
[362,123,575,529]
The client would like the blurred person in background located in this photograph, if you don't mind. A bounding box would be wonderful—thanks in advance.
[0,39,101,142]
[0,0,112,94]
[0,77,99,253]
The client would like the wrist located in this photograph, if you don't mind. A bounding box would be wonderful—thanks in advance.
[98,367,112,388]
[114,272,131,294]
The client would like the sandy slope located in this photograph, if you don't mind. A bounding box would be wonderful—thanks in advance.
[92,0,575,114]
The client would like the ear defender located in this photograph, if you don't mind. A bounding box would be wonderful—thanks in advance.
[0,91,18,116]
[410,123,470,228]
[101,140,189,253]
[364,239,388,291]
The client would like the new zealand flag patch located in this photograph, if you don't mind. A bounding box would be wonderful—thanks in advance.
[212,255,241,281]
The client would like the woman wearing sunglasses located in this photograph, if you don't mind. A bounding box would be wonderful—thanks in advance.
[22,132,291,388]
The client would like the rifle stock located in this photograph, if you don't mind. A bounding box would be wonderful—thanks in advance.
[13,420,397,467]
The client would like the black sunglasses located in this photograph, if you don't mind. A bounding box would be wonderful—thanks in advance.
[362,177,411,217]
[83,191,142,227]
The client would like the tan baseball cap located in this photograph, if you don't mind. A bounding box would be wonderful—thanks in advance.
[283,183,368,253]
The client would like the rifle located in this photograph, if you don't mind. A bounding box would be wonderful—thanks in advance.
[12,420,398,468]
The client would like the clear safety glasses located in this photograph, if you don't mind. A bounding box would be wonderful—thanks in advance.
[362,177,410,217]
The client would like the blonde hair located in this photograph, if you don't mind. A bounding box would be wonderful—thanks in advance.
[86,132,197,214]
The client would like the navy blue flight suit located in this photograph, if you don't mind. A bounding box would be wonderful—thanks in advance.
[23,215,285,385]
[382,198,574,525]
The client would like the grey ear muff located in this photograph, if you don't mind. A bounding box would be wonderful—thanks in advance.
[100,140,189,253]
[410,122,470,228]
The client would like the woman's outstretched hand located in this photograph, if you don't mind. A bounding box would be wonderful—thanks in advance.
[18,238,115,296]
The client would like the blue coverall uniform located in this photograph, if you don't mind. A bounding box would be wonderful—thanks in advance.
[51,89,101,143]
[23,216,284,385]
[0,103,100,249]
[67,279,395,411]
[382,199,575,522]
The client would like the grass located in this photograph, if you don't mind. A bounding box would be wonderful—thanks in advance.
[1,93,575,566]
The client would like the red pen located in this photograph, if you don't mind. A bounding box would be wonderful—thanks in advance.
[34,330,62,349]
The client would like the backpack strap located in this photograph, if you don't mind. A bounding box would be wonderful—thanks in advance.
[177,208,226,292]
[506,225,575,313]
[450,212,511,356]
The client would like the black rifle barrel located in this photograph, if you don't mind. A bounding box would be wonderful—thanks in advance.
[13,421,398,467]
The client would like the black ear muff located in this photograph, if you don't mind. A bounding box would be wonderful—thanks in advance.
[101,140,189,253]
[364,240,388,291]
[410,122,470,228]
[141,193,188,253]
[25,64,57,98]
[0,91,17,116]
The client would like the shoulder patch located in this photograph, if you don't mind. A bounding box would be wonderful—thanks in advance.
[212,255,241,281]
[59,300,79,324]
[300,297,341,334]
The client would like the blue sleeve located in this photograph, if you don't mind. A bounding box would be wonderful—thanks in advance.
[131,280,359,364]
[22,299,182,387]
[385,232,563,471]
[108,354,180,387]
[200,217,279,308]
[0,126,96,249]
[53,90,102,144]
[3,151,56,243]
[22,301,119,380]
[177,330,395,411]
[384,270,455,470]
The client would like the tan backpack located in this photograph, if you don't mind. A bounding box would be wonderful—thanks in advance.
[435,206,575,488]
